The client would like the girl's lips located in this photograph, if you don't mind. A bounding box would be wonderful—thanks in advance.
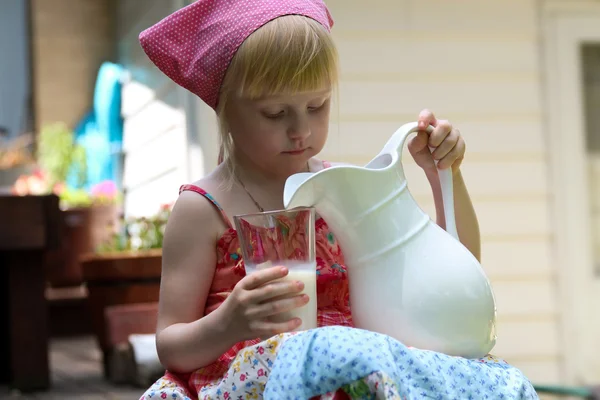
[283,149,307,155]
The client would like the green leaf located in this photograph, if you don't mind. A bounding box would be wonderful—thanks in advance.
[37,122,88,187]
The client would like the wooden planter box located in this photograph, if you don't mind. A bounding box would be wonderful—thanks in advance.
[81,249,162,377]
[45,204,118,287]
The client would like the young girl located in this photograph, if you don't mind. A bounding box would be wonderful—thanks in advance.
[138,1,537,399]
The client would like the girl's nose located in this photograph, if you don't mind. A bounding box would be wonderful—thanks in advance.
[287,114,311,141]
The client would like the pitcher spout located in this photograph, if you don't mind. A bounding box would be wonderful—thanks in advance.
[283,172,319,210]
[284,122,423,208]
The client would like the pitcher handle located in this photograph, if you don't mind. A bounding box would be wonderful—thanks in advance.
[380,122,459,240]
[435,158,459,240]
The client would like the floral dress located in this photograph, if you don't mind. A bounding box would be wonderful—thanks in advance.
[140,185,538,400]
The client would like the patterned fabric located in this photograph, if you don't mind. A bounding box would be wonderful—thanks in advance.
[265,326,537,399]
[143,373,194,400]
[139,0,333,109]
[175,184,353,394]
[197,335,287,400]
[141,327,538,400]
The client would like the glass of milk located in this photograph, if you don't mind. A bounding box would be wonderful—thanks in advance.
[233,207,317,331]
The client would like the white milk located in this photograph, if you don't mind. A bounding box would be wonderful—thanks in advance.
[246,260,317,331]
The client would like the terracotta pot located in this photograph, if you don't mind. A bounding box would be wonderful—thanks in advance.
[45,204,118,287]
[81,249,162,377]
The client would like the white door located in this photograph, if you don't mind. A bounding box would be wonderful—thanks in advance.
[544,9,600,383]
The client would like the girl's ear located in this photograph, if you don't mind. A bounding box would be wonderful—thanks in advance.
[218,144,224,165]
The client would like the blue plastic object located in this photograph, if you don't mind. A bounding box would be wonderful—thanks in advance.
[69,62,124,190]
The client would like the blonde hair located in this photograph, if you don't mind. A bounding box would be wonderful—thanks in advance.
[215,14,339,185]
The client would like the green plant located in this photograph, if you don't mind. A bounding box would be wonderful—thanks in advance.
[37,123,87,188]
[13,172,121,209]
[96,204,172,254]
[58,187,93,208]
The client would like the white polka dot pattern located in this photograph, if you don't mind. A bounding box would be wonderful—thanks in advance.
[139,0,334,110]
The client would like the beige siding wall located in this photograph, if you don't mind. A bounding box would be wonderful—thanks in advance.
[323,0,560,383]
[30,0,115,132]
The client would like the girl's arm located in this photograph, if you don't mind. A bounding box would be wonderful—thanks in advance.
[408,110,481,261]
[425,168,481,261]
[155,191,239,373]
[154,190,305,373]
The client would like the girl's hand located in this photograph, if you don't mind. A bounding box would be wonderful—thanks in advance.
[221,266,309,341]
[407,109,466,174]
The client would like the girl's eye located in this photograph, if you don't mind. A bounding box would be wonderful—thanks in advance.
[308,103,325,113]
[264,111,284,119]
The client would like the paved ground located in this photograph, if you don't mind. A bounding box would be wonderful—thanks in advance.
[0,336,145,399]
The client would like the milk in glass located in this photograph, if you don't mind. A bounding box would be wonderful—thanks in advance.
[247,260,317,331]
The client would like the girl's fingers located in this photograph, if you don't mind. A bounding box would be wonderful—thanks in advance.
[418,109,437,130]
[431,128,459,161]
[251,279,305,303]
[250,317,303,338]
[437,138,466,170]
[428,120,452,148]
[241,266,289,290]
[407,130,430,153]
[246,294,309,319]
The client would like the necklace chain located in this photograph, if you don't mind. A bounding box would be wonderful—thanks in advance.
[236,177,265,212]
[235,162,310,213]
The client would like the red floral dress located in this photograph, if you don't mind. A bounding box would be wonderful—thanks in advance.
[143,182,353,398]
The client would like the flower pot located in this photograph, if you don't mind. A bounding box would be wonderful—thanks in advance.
[81,249,162,378]
[45,204,118,287]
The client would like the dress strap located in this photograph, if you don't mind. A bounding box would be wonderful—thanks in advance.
[179,184,233,228]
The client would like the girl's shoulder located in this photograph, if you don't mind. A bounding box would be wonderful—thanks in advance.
[176,175,233,238]
[183,174,226,205]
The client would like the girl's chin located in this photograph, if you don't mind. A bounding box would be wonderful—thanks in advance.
[273,160,312,178]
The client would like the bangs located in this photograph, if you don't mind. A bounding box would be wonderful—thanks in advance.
[221,15,338,100]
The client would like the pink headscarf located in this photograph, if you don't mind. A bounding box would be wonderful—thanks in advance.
[139,0,334,110]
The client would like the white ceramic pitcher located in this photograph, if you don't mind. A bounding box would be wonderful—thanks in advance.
[283,122,497,359]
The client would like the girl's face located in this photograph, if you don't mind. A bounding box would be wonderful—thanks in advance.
[225,88,331,178]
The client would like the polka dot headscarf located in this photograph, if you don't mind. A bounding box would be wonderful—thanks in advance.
[139,0,334,110]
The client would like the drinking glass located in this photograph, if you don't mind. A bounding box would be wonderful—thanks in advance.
[233,207,317,331]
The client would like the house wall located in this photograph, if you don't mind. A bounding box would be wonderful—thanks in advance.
[582,43,600,277]
[322,0,560,384]
[0,0,31,139]
[116,0,197,217]
[29,0,115,132]
[541,0,600,383]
